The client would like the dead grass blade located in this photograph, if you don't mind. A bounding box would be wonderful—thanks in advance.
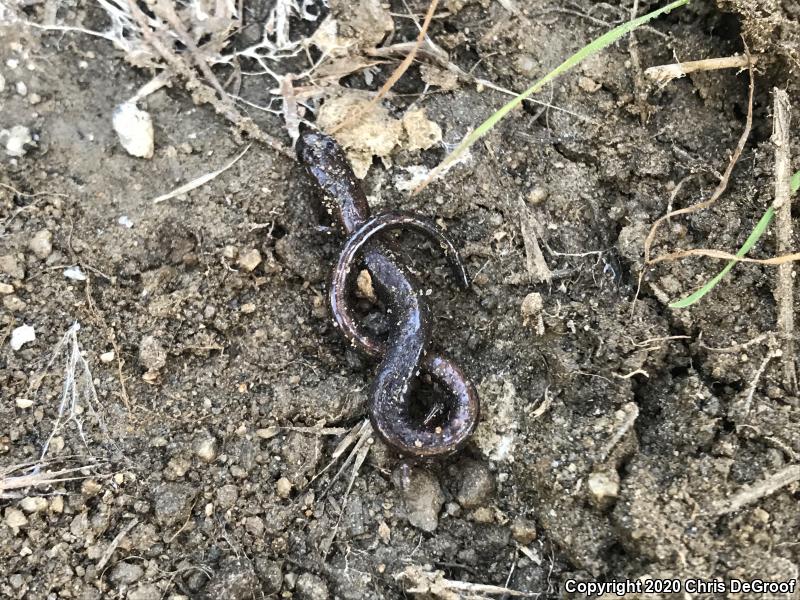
[643,49,754,265]
[151,145,251,203]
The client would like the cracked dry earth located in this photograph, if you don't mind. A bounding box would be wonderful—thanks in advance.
[2,1,800,599]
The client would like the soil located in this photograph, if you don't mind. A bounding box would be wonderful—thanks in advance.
[2,1,800,599]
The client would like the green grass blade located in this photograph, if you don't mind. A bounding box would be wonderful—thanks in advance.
[669,208,775,308]
[424,0,690,183]
[670,169,800,309]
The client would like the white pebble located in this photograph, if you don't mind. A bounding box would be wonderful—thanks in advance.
[20,497,48,513]
[118,215,133,228]
[100,350,116,363]
[3,125,33,157]
[112,102,154,159]
[15,81,27,96]
[64,265,87,281]
[15,398,33,409]
[10,324,35,351]
[6,58,19,69]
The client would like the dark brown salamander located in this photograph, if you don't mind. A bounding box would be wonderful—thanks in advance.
[297,130,479,456]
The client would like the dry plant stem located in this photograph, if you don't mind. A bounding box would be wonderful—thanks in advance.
[328,0,439,134]
[124,1,292,159]
[645,54,757,84]
[644,52,754,265]
[710,464,800,516]
[772,88,795,393]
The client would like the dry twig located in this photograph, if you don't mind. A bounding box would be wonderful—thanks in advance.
[771,88,795,392]
[645,53,757,85]
[710,465,800,516]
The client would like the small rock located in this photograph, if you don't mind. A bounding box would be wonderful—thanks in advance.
[118,215,134,228]
[276,477,292,499]
[0,254,25,279]
[392,465,444,532]
[245,516,265,537]
[527,187,548,205]
[28,229,53,260]
[237,249,262,273]
[587,470,620,510]
[15,398,33,409]
[139,335,167,371]
[3,125,33,157]
[15,81,27,96]
[256,426,280,439]
[204,557,257,600]
[28,92,41,105]
[193,434,217,463]
[355,269,376,302]
[578,76,601,93]
[113,102,154,159]
[100,350,116,363]
[49,496,64,513]
[378,521,390,543]
[456,460,494,509]
[19,496,48,513]
[153,483,197,527]
[254,557,283,594]
[521,293,545,335]
[110,562,144,585]
[64,265,87,281]
[215,484,238,509]
[471,507,494,523]
[510,517,537,545]
[222,245,238,260]
[5,507,28,531]
[127,584,161,600]
[0,282,14,294]
[295,573,329,600]
[10,324,35,351]
[4,295,26,312]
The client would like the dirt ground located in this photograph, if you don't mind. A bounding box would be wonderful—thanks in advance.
[2,1,800,599]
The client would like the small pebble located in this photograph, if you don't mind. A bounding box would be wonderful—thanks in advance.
[4,507,28,531]
[193,435,218,463]
[510,517,537,545]
[3,125,33,157]
[28,93,41,105]
[0,283,14,295]
[10,324,35,351]
[587,470,620,510]
[456,460,495,509]
[15,398,33,409]
[3,295,26,312]
[237,249,262,273]
[110,562,144,585]
[139,335,167,371]
[276,477,292,499]
[15,81,27,96]
[28,229,53,259]
[63,265,87,281]
[153,483,197,526]
[112,102,154,159]
[19,497,48,513]
[392,465,444,532]
[100,350,116,363]
[295,573,329,600]
[49,496,64,513]
[527,187,548,205]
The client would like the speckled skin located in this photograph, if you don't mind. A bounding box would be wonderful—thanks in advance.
[297,130,479,456]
